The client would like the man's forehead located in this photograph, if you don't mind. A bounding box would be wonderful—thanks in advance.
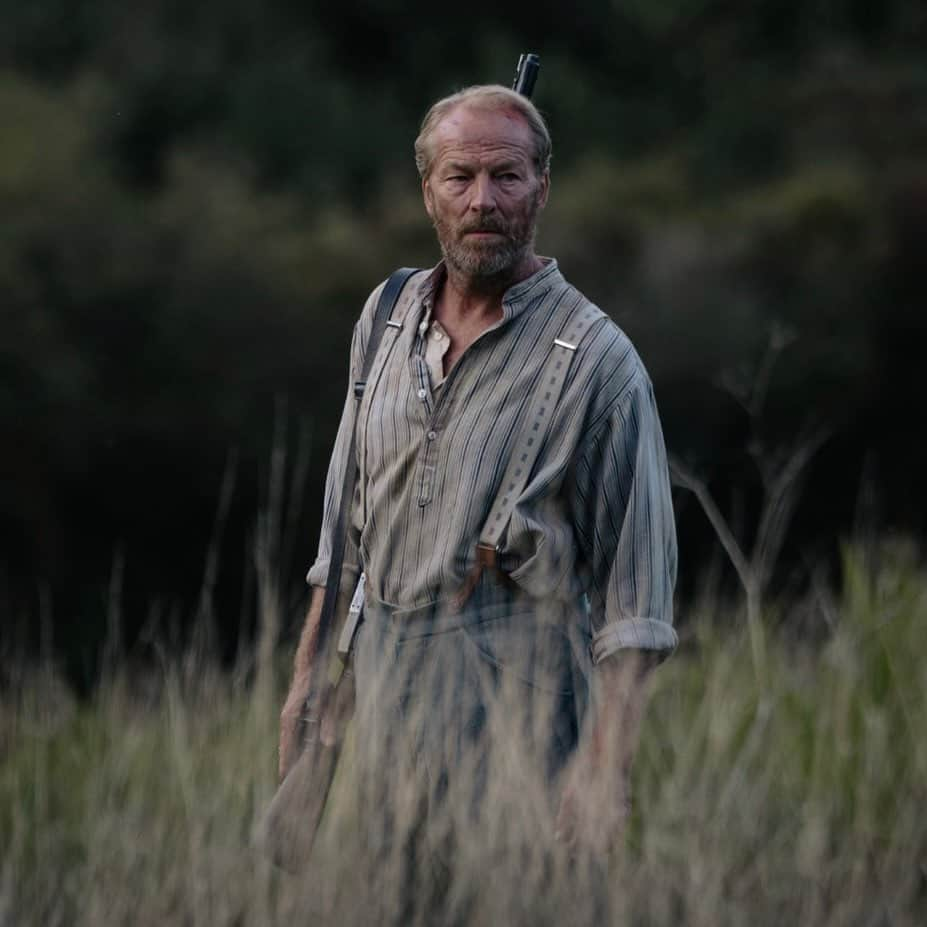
[430,103,535,159]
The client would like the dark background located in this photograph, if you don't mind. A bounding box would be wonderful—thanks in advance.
[2,0,925,686]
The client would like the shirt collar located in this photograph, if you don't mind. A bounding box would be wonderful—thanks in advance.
[416,258,562,324]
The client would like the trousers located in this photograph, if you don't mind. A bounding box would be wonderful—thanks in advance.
[345,586,594,922]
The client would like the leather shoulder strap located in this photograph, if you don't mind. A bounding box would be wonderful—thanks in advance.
[314,267,420,660]
[352,268,421,402]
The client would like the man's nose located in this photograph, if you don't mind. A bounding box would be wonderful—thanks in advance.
[469,174,497,212]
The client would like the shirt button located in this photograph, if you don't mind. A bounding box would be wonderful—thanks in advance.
[432,330,442,341]
[418,321,428,335]
[426,430,437,441]
[417,388,427,400]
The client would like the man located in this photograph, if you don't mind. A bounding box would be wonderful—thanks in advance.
[279,84,677,901]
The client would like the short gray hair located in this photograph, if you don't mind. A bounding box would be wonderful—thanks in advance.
[414,84,552,180]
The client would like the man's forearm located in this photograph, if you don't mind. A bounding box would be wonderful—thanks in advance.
[554,651,656,849]
[586,651,655,775]
[291,585,326,681]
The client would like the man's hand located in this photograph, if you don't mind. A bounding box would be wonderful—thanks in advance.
[555,745,632,855]
[554,651,652,854]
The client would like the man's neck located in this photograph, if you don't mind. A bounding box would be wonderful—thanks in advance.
[438,252,544,325]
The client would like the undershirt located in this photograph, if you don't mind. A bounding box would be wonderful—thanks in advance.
[418,305,451,390]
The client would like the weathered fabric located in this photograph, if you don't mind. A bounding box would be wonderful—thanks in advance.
[353,590,585,811]
[350,589,590,923]
[307,259,677,663]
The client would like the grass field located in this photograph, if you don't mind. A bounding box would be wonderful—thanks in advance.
[2,541,925,926]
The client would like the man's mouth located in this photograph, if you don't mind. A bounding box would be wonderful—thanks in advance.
[462,228,506,238]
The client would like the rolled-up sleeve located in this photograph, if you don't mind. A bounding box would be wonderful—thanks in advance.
[571,371,678,663]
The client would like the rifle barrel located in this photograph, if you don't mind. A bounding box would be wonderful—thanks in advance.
[512,53,540,98]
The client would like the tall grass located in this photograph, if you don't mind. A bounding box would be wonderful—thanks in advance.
[2,540,925,925]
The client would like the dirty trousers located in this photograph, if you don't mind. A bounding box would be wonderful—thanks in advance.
[350,591,592,878]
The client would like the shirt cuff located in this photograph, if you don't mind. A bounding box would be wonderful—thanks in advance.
[591,617,678,664]
[305,558,361,590]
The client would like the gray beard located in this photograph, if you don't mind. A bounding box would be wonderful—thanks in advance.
[432,204,540,280]
[439,234,531,278]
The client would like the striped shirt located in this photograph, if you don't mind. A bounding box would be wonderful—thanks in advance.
[307,259,678,662]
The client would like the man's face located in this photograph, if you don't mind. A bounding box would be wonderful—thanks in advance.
[422,104,550,279]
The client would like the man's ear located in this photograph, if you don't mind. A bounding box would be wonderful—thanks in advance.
[537,170,551,209]
[422,177,435,220]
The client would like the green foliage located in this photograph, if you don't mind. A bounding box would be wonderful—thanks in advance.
[2,544,925,924]
[2,1,927,666]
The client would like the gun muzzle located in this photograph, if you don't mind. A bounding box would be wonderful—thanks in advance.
[512,53,540,98]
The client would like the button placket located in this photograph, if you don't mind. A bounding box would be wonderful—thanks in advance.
[409,353,433,419]
[410,311,439,505]
[412,296,519,507]
[418,422,440,506]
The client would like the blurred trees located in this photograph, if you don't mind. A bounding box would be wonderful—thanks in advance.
[1,0,925,680]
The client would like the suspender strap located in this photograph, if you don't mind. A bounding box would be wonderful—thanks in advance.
[454,296,607,609]
[312,267,419,685]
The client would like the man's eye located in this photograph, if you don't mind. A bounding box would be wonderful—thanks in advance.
[498,173,520,182]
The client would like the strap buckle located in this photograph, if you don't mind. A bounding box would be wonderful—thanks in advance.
[475,542,499,568]
[453,542,502,611]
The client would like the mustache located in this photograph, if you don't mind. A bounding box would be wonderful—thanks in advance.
[459,220,509,236]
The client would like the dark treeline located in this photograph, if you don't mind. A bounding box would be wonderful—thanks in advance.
[2,1,926,684]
